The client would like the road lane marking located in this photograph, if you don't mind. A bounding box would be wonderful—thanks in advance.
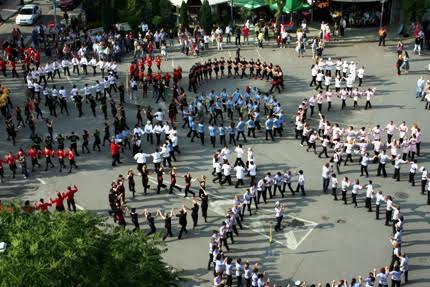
[144,175,317,249]
[36,178,46,184]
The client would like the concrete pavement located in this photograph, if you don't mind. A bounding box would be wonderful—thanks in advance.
[0,34,429,286]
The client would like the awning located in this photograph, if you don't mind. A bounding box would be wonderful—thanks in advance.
[208,0,230,5]
[269,0,311,13]
[233,0,267,10]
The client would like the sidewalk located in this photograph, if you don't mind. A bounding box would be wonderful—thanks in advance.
[307,24,412,44]
[0,0,21,23]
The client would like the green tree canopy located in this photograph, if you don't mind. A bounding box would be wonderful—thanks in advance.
[199,0,213,33]
[0,208,178,287]
[159,0,175,29]
[179,1,189,30]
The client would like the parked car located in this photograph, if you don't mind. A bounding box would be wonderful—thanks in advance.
[15,4,41,25]
[23,0,34,4]
[59,0,81,11]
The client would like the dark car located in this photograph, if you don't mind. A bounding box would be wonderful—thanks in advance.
[59,0,80,11]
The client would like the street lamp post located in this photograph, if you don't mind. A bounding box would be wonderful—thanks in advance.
[53,0,57,27]
[230,0,234,26]
[379,0,385,30]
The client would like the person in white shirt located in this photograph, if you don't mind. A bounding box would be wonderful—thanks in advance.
[71,56,80,75]
[221,161,232,186]
[61,59,71,76]
[322,162,331,194]
[152,122,163,146]
[365,180,374,212]
[420,166,428,195]
[233,143,245,167]
[384,195,393,226]
[357,66,365,86]
[393,155,408,181]
[399,253,409,283]
[144,121,154,144]
[385,120,396,144]
[351,179,363,207]
[331,173,338,200]
[341,176,350,204]
[234,165,245,188]
[80,56,88,75]
[360,152,370,177]
[274,201,285,232]
[151,148,162,171]
[88,57,97,75]
[247,160,257,186]
[295,169,306,196]
[408,159,418,186]
[375,190,384,220]
[365,88,374,109]
[376,150,389,178]
[133,152,149,174]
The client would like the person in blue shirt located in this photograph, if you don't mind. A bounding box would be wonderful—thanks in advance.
[246,116,256,138]
[197,121,205,145]
[273,116,282,137]
[208,103,216,125]
[187,119,195,138]
[236,97,244,118]
[236,117,247,142]
[208,124,217,148]
[232,88,241,102]
[190,121,199,142]
[254,110,261,130]
[265,115,274,141]
[181,109,189,129]
[219,123,226,146]
[228,122,237,146]
[226,98,234,121]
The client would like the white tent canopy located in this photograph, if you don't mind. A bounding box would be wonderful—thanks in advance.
[169,0,187,7]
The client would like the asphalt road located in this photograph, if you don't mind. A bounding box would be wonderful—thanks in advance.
[0,21,429,286]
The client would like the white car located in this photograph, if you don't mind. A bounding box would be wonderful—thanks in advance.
[15,4,41,25]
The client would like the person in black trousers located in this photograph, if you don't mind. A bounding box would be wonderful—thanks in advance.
[158,209,174,240]
[176,207,188,239]
[199,180,209,223]
[126,207,140,232]
[144,209,157,236]
[187,200,200,230]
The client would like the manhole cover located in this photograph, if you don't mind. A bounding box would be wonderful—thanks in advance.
[286,219,305,227]
[394,192,409,199]
[321,216,330,220]
[337,219,346,224]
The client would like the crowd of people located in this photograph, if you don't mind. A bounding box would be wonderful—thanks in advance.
[0,184,80,213]
[188,56,284,94]
[0,13,426,287]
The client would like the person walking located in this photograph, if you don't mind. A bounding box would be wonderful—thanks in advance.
[274,201,285,232]
[176,206,188,240]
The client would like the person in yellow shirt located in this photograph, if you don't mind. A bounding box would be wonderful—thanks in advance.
[257,32,264,48]
[378,27,387,46]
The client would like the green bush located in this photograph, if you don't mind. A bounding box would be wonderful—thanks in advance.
[0,208,179,287]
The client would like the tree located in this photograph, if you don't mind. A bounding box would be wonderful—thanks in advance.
[112,0,128,23]
[199,0,213,33]
[159,0,175,29]
[101,0,114,31]
[179,1,189,30]
[272,0,286,26]
[0,208,179,287]
[125,0,153,29]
